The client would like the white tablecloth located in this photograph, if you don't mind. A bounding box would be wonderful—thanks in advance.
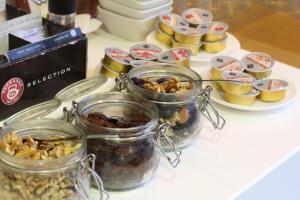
[87,29,300,200]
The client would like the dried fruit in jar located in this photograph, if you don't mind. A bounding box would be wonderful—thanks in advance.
[86,112,159,190]
[87,112,149,128]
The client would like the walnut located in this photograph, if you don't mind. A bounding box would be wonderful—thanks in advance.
[138,76,192,93]
[0,132,83,200]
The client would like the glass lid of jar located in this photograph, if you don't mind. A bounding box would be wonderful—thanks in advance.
[74,92,159,140]
[126,64,203,103]
[55,76,107,102]
[4,99,62,126]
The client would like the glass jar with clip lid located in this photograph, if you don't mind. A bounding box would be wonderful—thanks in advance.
[67,92,182,190]
[115,64,226,150]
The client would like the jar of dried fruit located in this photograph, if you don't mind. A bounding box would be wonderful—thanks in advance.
[0,119,108,200]
[116,64,226,150]
[71,92,181,190]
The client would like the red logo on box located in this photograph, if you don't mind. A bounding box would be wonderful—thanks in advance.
[1,77,24,105]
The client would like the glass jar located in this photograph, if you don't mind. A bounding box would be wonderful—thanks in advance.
[4,99,65,125]
[0,119,108,200]
[71,92,181,191]
[4,76,113,126]
[116,64,225,150]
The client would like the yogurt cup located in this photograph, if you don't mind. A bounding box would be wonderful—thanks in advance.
[221,71,256,95]
[242,52,274,80]
[254,79,289,102]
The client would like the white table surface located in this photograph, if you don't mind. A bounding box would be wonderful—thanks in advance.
[87,29,300,200]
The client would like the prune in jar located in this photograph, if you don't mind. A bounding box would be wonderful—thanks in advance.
[173,103,199,130]
[86,112,160,190]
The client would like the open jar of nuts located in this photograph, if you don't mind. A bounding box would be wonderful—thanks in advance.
[116,64,225,150]
[0,119,108,200]
[71,92,181,191]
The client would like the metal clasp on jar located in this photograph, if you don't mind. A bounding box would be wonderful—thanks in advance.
[62,101,78,123]
[115,73,128,92]
[153,123,182,168]
[199,85,225,130]
[77,154,110,200]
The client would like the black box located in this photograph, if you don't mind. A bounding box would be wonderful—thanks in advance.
[0,22,87,120]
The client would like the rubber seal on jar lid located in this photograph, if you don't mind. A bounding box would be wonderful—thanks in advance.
[158,48,192,63]
[129,43,162,61]
[182,8,213,25]
[4,99,62,125]
[211,56,244,72]
[55,76,108,102]
[242,52,274,72]
[254,79,289,92]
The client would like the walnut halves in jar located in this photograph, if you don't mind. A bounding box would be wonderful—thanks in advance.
[0,119,107,200]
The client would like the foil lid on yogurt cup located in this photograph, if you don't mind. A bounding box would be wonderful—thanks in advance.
[242,52,274,72]
[254,79,289,91]
[174,26,206,36]
[105,47,133,65]
[182,8,213,25]
[160,13,189,28]
[221,71,256,85]
[130,60,159,68]
[211,56,244,72]
[158,48,192,63]
[200,21,229,34]
[129,43,162,61]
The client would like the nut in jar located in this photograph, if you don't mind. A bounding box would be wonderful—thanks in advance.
[117,64,226,150]
[0,119,108,200]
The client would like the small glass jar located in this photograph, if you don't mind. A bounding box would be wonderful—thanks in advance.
[116,64,226,150]
[71,92,181,191]
[0,119,108,200]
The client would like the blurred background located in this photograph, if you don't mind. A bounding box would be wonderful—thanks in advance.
[171,0,300,68]
[77,0,300,68]
[13,0,300,67]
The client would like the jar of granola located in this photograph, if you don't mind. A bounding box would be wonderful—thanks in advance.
[116,64,226,150]
[0,119,108,200]
[71,92,181,190]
